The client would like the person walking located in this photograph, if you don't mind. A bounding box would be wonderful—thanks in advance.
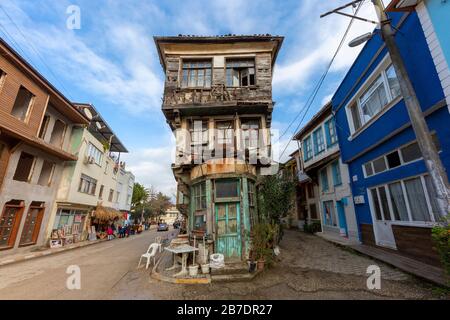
[107,225,114,240]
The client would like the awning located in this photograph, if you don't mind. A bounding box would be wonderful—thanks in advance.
[92,205,123,223]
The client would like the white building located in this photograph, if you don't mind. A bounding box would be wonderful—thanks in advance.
[46,103,133,242]
[294,103,359,244]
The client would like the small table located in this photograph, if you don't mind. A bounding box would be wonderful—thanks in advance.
[165,245,199,277]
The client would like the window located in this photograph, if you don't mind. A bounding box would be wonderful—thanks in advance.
[325,118,338,147]
[323,201,337,227]
[193,182,206,210]
[370,174,440,223]
[215,179,238,199]
[189,120,208,146]
[11,86,34,121]
[78,174,97,195]
[87,143,103,165]
[386,151,401,169]
[372,157,387,174]
[313,128,325,155]
[0,200,24,248]
[49,119,67,148]
[13,152,35,182]
[108,189,114,202]
[216,121,234,147]
[303,136,313,161]
[348,62,401,132]
[38,115,50,139]
[320,169,329,192]
[19,201,44,246]
[99,185,104,199]
[331,161,342,186]
[241,119,260,149]
[226,59,255,87]
[363,134,441,178]
[37,161,55,186]
[181,60,212,88]
[116,191,121,203]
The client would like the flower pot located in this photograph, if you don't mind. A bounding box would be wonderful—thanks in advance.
[257,259,265,271]
[188,264,199,277]
[248,261,257,273]
[201,263,210,274]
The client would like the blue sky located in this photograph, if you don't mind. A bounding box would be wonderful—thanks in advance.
[0,0,386,197]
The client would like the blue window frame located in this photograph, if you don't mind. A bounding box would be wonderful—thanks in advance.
[303,136,313,161]
[331,161,342,186]
[320,168,329,192]
[325,118,338,147]
[313,128,325,155]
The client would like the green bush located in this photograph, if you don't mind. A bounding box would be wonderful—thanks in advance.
[303,221,321,234]
[431,216,450,280]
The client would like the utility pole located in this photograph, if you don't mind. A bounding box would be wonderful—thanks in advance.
[322,0,450,218]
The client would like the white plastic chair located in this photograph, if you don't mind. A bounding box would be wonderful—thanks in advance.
[137,243,160,270]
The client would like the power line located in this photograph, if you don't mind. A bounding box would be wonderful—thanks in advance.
[0,5,73,100]
[278,1,364,161]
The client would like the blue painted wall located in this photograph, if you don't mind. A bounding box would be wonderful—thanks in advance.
[424,0,450,67]
[331,11,450,232]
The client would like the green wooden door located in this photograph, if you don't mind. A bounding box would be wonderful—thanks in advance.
[215,202,241,259]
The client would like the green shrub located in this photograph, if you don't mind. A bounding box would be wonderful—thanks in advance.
[303,221,321,234]
[431,216,450,280]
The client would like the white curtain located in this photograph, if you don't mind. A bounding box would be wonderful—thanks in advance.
[405,178,431,222]
[389,182,409,221]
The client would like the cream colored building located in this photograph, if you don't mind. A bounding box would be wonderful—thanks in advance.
[45,103,132,242]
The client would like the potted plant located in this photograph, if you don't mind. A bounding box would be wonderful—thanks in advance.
[188,264,199,276]
[251,223,277,271]
[247,249,257,273]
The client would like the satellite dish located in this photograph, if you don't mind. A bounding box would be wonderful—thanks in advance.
[96,121,105,130]
[349,32,373,47]
[83,107,93,120]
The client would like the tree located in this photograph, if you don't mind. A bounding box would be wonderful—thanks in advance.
[131,182,149,211]
[257,174,296,243]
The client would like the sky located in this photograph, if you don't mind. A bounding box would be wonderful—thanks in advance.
[0,0,388,198]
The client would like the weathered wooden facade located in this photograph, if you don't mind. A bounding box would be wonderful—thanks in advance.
[0,38,89,254]
[154,35,283,261]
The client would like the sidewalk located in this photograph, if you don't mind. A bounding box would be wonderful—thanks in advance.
[0,227,156,268]
[317,232,448,287]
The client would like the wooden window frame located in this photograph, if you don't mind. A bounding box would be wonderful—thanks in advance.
[13,152,36,183]
[38,114,51,140]
[225,58,256,88]
[37,160,56,187]
[180,59,213,89]
[11,85,35,123]
[49,119,67,149]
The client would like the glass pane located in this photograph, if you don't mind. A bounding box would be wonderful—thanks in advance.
[228,204,237,219]
[216,180,238,198]
[217,220,226,235]
[386,151,401,169]
[401,142,421,163]
[378,187,391,220]
[364,163,374,177]
[404,178,431,222]
[388,182,409,221]
[360,76,388,123]
[373,157,387,174]
[217,205,226,219]
[228,219,237,233]
[350,103,362,131]
[386,64,401,99]
[371,189,383,220]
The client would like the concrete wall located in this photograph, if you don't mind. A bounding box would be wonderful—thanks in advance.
[0,143,64,253]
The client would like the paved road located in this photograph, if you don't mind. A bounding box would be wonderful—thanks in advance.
[0,229,445,300]
[0,228,178,300]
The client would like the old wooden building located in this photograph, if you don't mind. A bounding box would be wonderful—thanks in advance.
[0,38,89,254]
[154,35,283,261]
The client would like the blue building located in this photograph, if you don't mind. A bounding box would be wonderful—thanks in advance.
[387,0,450,111]
[331,9,449,266]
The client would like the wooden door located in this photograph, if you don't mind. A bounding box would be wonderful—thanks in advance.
[0,201,25,249]
[19,204,45,246]
[215,202,241,259]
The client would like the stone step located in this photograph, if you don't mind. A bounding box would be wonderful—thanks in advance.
[210,262,249,276]
[211,273,256,283]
